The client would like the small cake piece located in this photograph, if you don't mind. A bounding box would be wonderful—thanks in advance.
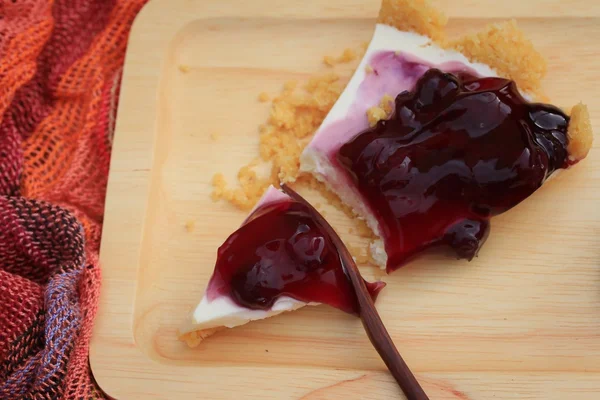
[300,0,593,272]
[180,186,385,346]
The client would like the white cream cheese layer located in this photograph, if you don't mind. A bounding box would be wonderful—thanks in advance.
[181,294,313,334]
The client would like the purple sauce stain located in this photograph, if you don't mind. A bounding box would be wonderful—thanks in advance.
[308,51,479,166]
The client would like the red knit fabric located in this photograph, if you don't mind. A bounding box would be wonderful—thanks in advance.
[0,1,147,398]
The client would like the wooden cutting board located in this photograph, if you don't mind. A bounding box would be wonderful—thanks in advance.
[89,0,600,398]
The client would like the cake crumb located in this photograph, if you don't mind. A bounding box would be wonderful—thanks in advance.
[211,169,272,211]
[211,173,227,202]
[339,48,357,63]
[367,93,395,126]
[380,94,394,114]
[323,55,336,67]
[178,64,191,73]
[185,221,195,233]
[258,92,270,102]
[367,106,388,127]
[210,132,219,141]
[567,103,593,161]
[365,65,374,74]
[324,48,358,67]
[284,80,298,91]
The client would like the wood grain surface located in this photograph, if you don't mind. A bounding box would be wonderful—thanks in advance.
[90,0,600,398]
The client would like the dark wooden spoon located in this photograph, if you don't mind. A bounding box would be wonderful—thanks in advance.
[281,184,429,400]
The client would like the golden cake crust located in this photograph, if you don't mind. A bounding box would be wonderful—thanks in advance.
[568,103,593,161]
[447,20,547,97]
[377,0,447,42]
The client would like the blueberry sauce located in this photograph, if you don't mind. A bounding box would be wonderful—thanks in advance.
[337,68,570,272]
[207,196,385,314]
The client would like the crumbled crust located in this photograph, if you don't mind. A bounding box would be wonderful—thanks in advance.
[284,80,298,91]
[367,106,387,127]
[324,48,359,67]
[258,92,270,102]
[367,94,394,126]
[179,327,225,348]
[447,20,547,97]
[211,167,274,211]
[567,103,593,161]
[377,0,447,42]
[211,72,347,208]
[185,220,195,233]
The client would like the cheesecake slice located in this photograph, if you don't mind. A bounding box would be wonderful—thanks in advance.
[300,0,593,272]
[180,186,385,347]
